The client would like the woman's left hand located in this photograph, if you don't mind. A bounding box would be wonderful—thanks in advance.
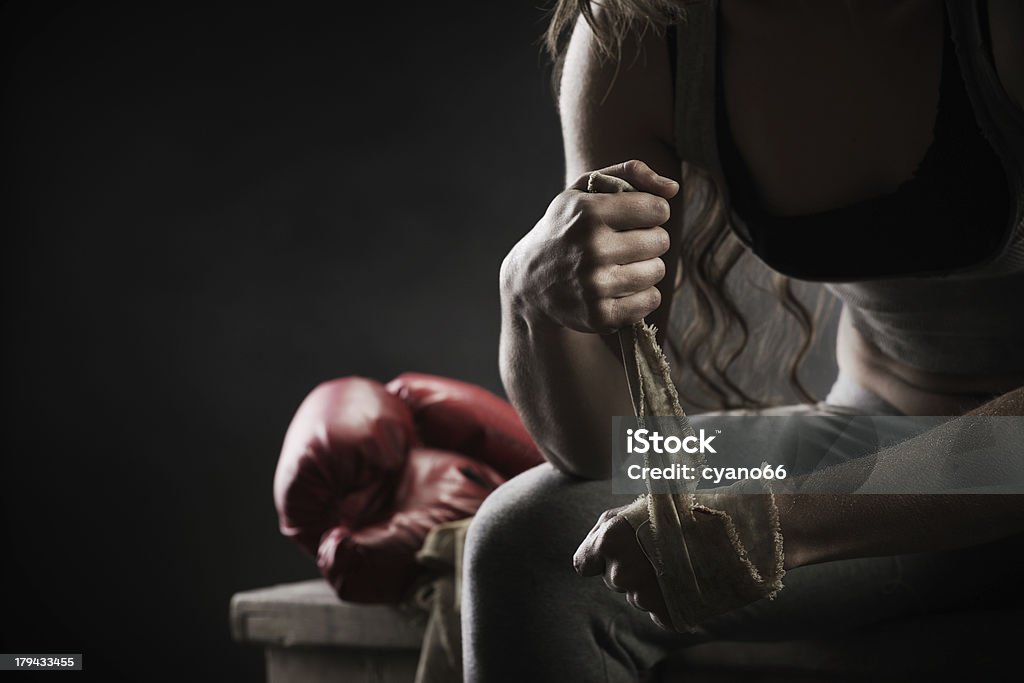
[573,505,672,628]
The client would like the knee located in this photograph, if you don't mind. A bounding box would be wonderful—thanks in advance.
[463,461,600,657]
[462,466,656,681]
[465,463,580,580]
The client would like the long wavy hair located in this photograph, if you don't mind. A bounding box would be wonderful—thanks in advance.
[546,0,829,410]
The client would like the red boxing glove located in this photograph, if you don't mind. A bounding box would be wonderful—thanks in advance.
[274,375,511,603]
[274,377,415,557]
[385,373,543,478]
[318,447,503,603]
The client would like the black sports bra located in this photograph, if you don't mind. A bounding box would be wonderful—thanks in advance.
[681,13,1011,281]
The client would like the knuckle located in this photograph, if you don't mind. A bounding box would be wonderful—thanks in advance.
[570,198,605,234]
[575,192,596,216]
[623,159,644,175]
[559,191,584,218]
[560,191,591,218]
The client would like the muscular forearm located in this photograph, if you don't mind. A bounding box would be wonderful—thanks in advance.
[506,11,682,479]
[781,388,1024,569]
[499,257,633,479]
[780,493,1024,569]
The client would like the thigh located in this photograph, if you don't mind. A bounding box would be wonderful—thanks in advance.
[463,464,692,682]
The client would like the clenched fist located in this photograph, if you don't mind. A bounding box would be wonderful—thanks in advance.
[501,160,678,334]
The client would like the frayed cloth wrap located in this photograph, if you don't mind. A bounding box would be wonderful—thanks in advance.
[589,171,785,632]
[619,483,785,631]
[412,517,473,683]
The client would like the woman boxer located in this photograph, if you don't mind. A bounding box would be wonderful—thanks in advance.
[464,1,1024,680]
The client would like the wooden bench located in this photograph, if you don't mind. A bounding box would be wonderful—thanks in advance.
[231,580,424,683]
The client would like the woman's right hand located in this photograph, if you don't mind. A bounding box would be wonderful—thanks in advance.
[500,159,679,334]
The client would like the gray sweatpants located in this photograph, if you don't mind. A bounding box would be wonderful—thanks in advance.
[461,392,1023,682]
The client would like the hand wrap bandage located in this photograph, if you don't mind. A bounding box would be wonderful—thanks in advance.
[618,482,785,631]
[588,171,785,631]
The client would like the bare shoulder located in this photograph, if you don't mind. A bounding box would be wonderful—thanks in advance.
[558,13,678,184]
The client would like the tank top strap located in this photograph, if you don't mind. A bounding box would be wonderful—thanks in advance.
[672,0,753,246]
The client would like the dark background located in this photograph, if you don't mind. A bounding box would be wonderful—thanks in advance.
[0,2,564,680]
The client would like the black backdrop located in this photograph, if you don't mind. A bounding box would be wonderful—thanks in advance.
[0,2,563,680]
